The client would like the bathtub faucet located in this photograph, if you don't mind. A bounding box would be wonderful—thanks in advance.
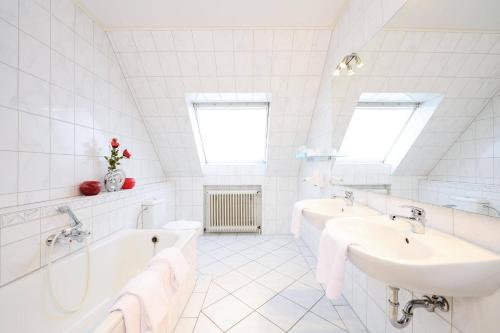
[46,206,91,246]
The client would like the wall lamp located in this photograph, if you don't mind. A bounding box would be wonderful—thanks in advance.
[333,53,363,76]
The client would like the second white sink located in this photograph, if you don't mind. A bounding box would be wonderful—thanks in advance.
[300,199,381,228]
[326,215,500,297]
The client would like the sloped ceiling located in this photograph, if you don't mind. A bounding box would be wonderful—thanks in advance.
[107,29,332,177]
[76,0,345,28]
[328,4,500,176]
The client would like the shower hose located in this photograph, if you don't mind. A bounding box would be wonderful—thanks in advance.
[47,231,91,313]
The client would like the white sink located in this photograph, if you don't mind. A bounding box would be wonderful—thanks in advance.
[301,199,381,228]
[327,216,500,297]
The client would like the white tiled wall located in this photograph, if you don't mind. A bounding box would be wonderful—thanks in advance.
[0,0,174,292]
[0,0,165,209]
[423,93,500,215]
[108,28,331,179]
[171,171,298,234]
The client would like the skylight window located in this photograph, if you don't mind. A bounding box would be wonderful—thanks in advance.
[339,102,418,162]
[192,102,269,164]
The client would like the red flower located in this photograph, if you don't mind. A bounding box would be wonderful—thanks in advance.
[111,138,120,148]
[123,149,131,159]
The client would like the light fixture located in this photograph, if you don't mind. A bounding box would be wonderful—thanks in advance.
[334,53,363,76]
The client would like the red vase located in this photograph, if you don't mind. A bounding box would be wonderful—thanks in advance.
[79,181,101,196]
[122,178,135,190]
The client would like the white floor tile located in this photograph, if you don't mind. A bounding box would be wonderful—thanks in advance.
[203,295,253,331]
[174,317,197,333]
[198,253,218,268]
[289,312,345,333]
[281,281,324,309]
[209,247,236,260]
[233,281,277,309]
[227,312,285,333]
[310,296,346,329]
[214,270,251,293]
[256,253,289,268]
[198,261,232,277]
[275,261,309,279]
[182,292,206,318]
[194,274,212,292]
[193,313,223,333]
[237,261,271,279]
[239,247,268,260]
[298,271,323,290]
[256,270,295,293]
[336,305,368,333]
[204,283,230,308]
[222,253,252,269]
[257,295,307,331]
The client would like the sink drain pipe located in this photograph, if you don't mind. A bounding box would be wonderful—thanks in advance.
[388,287,450,328]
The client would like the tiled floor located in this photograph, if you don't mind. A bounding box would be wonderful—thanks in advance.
[174,234,368,333]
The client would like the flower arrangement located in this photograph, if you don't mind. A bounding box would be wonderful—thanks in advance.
[104,138,131,171]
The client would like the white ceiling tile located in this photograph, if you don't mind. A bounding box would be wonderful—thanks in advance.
[434,32,462,52]
[158,52,181,76]
[254,30,274,50]
[148,77,168,97]
[213,30,234,51]
[172,30,195,51]
[110,31,137,52]
[253,76,271,91]
[474,33,500,53]
[183,76,202,93]
[192,30,214,51]
[289,52,309,75]
[307,51,327,75]
[272,51,292,76]
[399,31,424,52]
[292,30,313,51]
[217,76,235,92]
[253,52,272,76]
[152,31,175,51]
[287,77,306,97]
[129,77,152,98]
[234,52,253,76]
[311,29,331,51]
[454,33,480,53]
[199,77,218,91]
[418,31,444,52]
[235,76,253,92]
[164,77,185,97]
[196,51,217,76]
[273,30,294,51]
[132,31,156,51]
[177,51,199,76]
[380,30,406,51]
[139,52,163,76]
[215,52,234,76]
[118,52,144,77]
[233,30,253,51]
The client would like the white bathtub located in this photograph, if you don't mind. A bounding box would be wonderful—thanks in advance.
[0,229,198,333]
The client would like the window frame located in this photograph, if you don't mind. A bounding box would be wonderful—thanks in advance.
[191,101,270,165]
[338,101,420,163]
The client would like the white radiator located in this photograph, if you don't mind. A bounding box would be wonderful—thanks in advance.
[205,189,262,233]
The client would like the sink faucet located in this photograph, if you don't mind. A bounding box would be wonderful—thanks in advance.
[344,191,354,206]
[46,206,91,246]
[390,205,426,234]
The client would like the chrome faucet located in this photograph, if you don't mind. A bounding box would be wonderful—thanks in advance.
[390,205,426,234]
[46,206,91,246]
[344,191,354,206]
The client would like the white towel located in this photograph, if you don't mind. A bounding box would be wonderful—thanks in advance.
[315,224,353,300]
[110,270,169,333]
[291,201,307,238]
[147,248,189,291]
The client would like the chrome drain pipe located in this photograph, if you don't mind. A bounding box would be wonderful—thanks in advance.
[388,287,450,328]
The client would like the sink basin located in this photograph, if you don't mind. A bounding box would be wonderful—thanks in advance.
[301,199,381,228]
[326,216,500,297]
